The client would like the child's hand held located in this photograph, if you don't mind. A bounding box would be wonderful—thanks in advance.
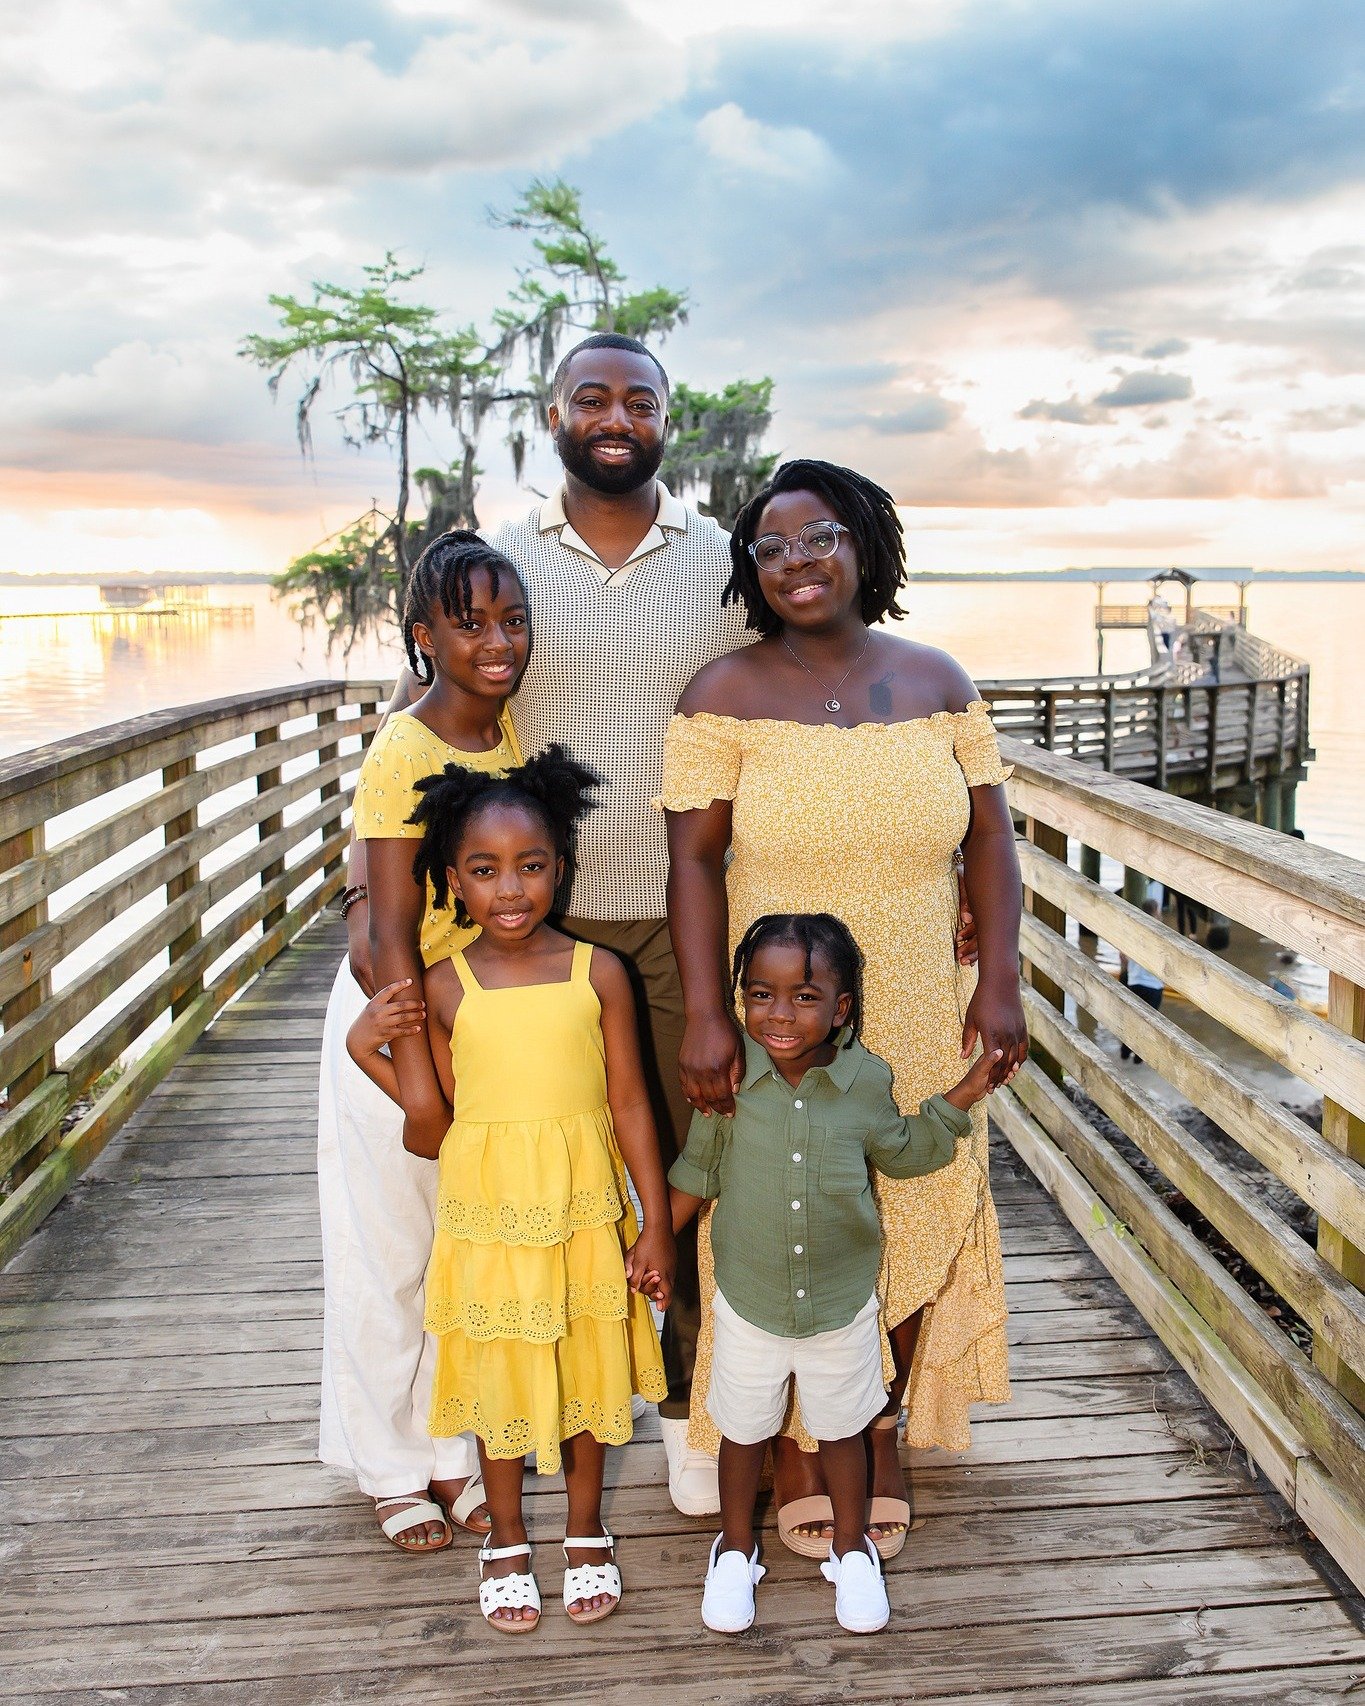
[946,1047,1005,1111]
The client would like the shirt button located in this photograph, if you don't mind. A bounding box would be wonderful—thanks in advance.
[791,1201,800,1211]
[794,1244,803,1254]
[792,1152,802,1163]
[794,1099,803,1109]
[797,1289,806,1299]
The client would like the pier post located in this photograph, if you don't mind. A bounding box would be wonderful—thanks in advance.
[1078,846,1102,942]
[1316,973,1365,1414]
[0,823,55,1112]
[1023,817,1067,1086]
[164,757,202,1019]
[256,725,285,933]
[318,707,342,878]
[1123,866,1149,906]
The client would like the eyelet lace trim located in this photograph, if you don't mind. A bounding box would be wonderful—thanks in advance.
[436,1182,623,1246]
[432,1381,668,1475]
[426,1281,632,1342]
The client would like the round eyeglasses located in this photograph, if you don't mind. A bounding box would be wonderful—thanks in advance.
[747,520,849,571]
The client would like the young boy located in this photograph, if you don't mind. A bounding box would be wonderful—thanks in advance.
[665,913,1012,1637]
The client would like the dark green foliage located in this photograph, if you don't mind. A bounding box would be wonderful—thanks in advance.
[663,379,779,529]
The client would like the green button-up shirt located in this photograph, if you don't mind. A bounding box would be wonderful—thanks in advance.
[668,1032,971,1338]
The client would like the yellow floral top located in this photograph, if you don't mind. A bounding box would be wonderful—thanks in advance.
[351,708,521,966]
[657,699,1015,1452]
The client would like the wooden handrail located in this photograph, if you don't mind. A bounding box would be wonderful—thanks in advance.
[0,681,388,1261]
[1007,744,1365,1595]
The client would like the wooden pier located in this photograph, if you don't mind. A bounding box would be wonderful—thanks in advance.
[978,623,1311,827]
[3,681,1365,1700]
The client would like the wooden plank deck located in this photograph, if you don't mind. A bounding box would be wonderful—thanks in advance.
[3,916,1363,1703]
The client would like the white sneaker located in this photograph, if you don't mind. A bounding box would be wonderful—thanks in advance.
[660,1415,720,1516]
[820,1538,890,1634]
[630,1393,648,1421]
[701,1534,765,1633]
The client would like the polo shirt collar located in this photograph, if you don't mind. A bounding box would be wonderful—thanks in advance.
[538,481,688,585]
[740,1028,863,1094]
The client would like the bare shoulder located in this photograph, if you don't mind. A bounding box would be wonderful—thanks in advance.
[675,642,773,717]
[587,944,633,1003]
[875,632,979,713]
[423,956,461,1025]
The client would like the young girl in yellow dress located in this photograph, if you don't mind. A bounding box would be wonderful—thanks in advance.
[347,749,673,1634]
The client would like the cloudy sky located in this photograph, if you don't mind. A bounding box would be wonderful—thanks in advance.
[7,0,1365,577]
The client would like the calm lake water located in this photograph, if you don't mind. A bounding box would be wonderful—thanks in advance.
[2,577,1361,862]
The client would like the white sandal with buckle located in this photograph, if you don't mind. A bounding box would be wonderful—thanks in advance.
[562,1532,621,1625]
[375,1495,451,1552]
[478,1538,540,1633]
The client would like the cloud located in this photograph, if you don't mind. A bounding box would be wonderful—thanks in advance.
[1019,397,1111,426]
[865,395,958,434]
[1290,403,1365,430]
[1142,337,1190,359]
[696,103,833,181]
[1093,370,1195,408]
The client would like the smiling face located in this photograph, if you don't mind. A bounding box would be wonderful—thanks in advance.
[741,939,853,1080]
[549,346,668,494]
[448,800,563,942]
[411,565,530,700]
[752,488,863,632]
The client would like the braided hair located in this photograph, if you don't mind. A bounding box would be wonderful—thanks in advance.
[401,530,528,686]
[725,458,908,638]
[730,912,864,1046]
[407,745,600,927]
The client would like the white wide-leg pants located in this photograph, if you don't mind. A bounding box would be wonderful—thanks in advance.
[317,956,477,1497]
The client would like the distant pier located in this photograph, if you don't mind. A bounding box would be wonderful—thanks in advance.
[977,567,1311,832]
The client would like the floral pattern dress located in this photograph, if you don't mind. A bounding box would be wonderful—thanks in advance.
[658,701,1013,1452]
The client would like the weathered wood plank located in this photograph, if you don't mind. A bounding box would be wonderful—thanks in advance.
[1019,911,1365,1249]
[1022,986,1365,1383]
[2,1579,1357,1697]
[1016,834,1365,1120]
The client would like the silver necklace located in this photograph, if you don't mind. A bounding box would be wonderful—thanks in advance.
[781,631,871,714]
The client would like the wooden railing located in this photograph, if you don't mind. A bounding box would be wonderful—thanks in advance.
[0,680,386,1263]
[998,736,1365,1591]
[979,665,1310,796]
[1096,601,1246,630]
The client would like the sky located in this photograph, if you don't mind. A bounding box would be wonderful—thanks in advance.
[6,0,1365,578]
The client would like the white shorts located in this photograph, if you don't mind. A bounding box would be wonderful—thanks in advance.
[706,1289,887,1445]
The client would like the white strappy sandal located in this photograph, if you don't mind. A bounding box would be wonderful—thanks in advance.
[562,1531,621,1625]
[478,1538,541,1633]
[374,1495,451,1552]
[443,1472,490,1534]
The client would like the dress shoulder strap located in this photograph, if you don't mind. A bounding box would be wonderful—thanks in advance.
[450,949,482,995]
[571,940,593,984]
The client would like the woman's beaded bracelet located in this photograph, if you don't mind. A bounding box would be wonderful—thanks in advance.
[338,884,369,919]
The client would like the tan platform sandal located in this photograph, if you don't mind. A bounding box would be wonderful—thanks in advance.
[867,1414,911,1561]
[776,1495,835,1559]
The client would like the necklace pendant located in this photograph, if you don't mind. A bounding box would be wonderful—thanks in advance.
[825,697,841,713]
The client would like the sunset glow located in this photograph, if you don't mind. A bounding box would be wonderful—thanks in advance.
[6,2,1365,578]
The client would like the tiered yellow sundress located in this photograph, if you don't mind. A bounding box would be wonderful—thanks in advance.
[424,941,668,1472]
[658,701,1014,1455]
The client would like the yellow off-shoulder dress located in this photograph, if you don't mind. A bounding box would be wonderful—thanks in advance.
[658,701,1013,1454]
[424,941,668,1473]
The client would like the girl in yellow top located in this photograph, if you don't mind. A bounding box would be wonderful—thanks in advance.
[317,531,527,1556]
[349,750,673,1636]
